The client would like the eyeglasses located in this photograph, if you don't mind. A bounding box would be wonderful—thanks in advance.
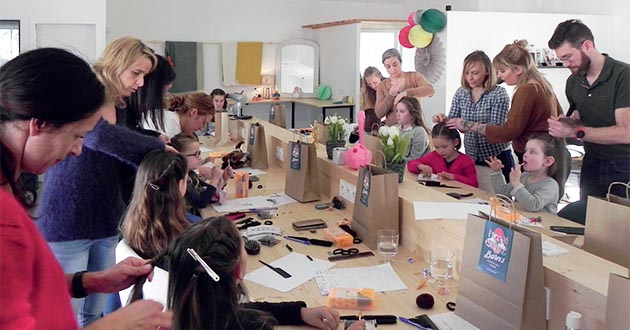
[185,150,202,158]
[557,40,586,63]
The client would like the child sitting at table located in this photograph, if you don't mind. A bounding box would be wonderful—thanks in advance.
[407,122,478,187]
[396,97,431,162]
[486,133,562,213]
[123,214,366,330]
[170,133,232,217]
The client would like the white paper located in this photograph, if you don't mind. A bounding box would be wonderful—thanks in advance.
[314,263,407,295]
[199,147,213,153]
[542,241,569,257]
[413,201,490,220]
[416,173,439,182]
[237,167,267,176]
[244,253,335,293]
[211,193,296,213]
[430,312,480,330]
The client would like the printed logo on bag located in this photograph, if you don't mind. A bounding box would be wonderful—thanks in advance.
[477,221,513,282]
[290,141,301,170]
[359,167,371,207]
[270,106,275,120]
[248,125,256,146]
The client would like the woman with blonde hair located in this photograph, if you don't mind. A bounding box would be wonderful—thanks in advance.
[36,37,167,325]
[447,40,563,163]
[360,66,383,111]
[145,92,215,136]
[375,48,435,126]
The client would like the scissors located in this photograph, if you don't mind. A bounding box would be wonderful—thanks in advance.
[331,248,359,255]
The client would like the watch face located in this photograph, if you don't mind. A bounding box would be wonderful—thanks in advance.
[576,130,585,138]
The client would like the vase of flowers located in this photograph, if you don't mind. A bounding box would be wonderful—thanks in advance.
[324,114,348,159]
[379,126,410,183]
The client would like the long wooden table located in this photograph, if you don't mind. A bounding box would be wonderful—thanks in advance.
[202,118,628,329]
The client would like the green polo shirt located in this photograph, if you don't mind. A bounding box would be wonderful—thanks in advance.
[566,55,630,160]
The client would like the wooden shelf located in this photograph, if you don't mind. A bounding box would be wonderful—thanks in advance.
[302,19,406,29]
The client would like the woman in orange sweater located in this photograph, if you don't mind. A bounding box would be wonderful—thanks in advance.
[446,40,562,163]
[375,48,435,126]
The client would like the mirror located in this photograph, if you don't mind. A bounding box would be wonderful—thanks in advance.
[276,39,319,97]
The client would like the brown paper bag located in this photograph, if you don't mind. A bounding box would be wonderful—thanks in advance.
[314,122,328,145]
[246,123,268,169]
[605,273,630,330]
[363,134,383,168]
[584,184,630,268]
[456,214,546,330]
[214,111,230,146]
[284,141,320,202]
[351,165,399,249]
[269,103,286,128]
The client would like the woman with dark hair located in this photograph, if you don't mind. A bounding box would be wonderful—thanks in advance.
[0,48,172,330]
[36,37,169,326]
[375,48,434,126]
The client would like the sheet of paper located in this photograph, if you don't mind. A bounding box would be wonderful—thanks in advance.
[542,241,569,257]
[416,173,439,182]
[200,146,213,153]
[314,263,407,295]
[212,193,296,213]
[244,253,334,293]
[237,167,267,176]
[413,201,490,220]
[430,312,480,330]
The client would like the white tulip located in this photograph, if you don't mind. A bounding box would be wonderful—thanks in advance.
[387,137,394,146]
[342,123,348,130]
[330,116,338,124]
[324,117,331,124]
[388,126,400,137]
[379,126,389,137]
[339,118,346,125]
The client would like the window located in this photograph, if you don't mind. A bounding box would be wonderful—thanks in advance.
[359,27,415,78]
[0,20,20,67]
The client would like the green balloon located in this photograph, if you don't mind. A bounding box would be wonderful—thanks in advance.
[420,9,446,33]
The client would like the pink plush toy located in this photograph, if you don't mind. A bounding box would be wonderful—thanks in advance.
[344,111,373,170]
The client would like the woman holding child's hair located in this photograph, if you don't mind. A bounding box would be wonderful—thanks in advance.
[434,50,512,189]
[487,133,564,213]
[446,41,562,163]
[147,92,215,137]
[407,122,478,187]
[376,48,434,126]
[170,133,231,217]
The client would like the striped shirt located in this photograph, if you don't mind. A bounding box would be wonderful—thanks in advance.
[449,85,511,162]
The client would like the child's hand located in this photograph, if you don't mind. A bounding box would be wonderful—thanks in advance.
[485,156,504,172]
[509,164,522,187]
[222,166,234,182]
[417,164,433,177]
[438,171,454,180]
[203,156,215,164]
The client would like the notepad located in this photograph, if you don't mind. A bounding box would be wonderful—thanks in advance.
[314,263,407,295]
[413,201,491,220]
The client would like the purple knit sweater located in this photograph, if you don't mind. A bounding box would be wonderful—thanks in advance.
[36,119,164,242]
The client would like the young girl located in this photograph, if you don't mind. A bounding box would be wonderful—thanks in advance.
[360,66,383,111]
[486,133,563,213]
[407,122,478,187]
[210,88,228,111]
[170,133,231,217]
[396,97,431,162]
[128,217,366,330]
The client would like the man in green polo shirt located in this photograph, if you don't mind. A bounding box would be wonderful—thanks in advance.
[547,19,630,223]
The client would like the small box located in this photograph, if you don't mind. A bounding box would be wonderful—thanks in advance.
[323,227,354,247]
[328,288,376,310]
[234,172,249,198]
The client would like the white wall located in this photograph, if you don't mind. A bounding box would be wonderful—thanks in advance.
[0,0,106,62]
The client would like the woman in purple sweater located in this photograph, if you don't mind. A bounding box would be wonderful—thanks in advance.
[36,37,165,327]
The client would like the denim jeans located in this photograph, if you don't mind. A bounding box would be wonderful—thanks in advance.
[580,155,630,200]
[48,235,118,327]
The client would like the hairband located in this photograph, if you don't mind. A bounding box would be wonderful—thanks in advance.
[186,248,220,282]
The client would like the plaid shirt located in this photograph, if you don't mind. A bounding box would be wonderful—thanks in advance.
[449,85,511,162]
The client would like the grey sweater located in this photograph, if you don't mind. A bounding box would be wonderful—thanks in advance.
[401,125,430,162]
[490,171,559,214]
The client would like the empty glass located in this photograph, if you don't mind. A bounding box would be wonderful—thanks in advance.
[377,229,399,263]
[429,248,455,294]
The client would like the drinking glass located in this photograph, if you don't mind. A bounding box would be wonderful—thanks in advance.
[429,248,455,294]
[377,229,399,263]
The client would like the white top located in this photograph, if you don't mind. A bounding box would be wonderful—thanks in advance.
[143,110,182,137]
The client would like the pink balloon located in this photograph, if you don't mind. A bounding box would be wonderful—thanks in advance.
[399,25,413,48]
[408,11,417,26]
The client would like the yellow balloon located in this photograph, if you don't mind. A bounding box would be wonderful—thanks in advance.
[408,25,433,48]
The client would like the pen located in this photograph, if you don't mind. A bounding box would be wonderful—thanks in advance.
[399,317,431,330]
[284,236,312,245]
[285,244,293,252]
[306,255,313,261]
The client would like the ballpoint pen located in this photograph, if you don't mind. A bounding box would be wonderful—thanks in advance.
[399,317,431,330]
[284,236,312,245]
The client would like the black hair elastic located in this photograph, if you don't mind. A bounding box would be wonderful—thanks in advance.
[264,220,273,225]
[446,301,456,311]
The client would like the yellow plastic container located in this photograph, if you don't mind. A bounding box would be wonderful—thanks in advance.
[327,288,376,310]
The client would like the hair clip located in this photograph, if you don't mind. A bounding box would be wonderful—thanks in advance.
[148,182,160,190]
[186,248,220,282]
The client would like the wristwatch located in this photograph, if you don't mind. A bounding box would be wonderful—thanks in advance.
[575,126,585,139]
